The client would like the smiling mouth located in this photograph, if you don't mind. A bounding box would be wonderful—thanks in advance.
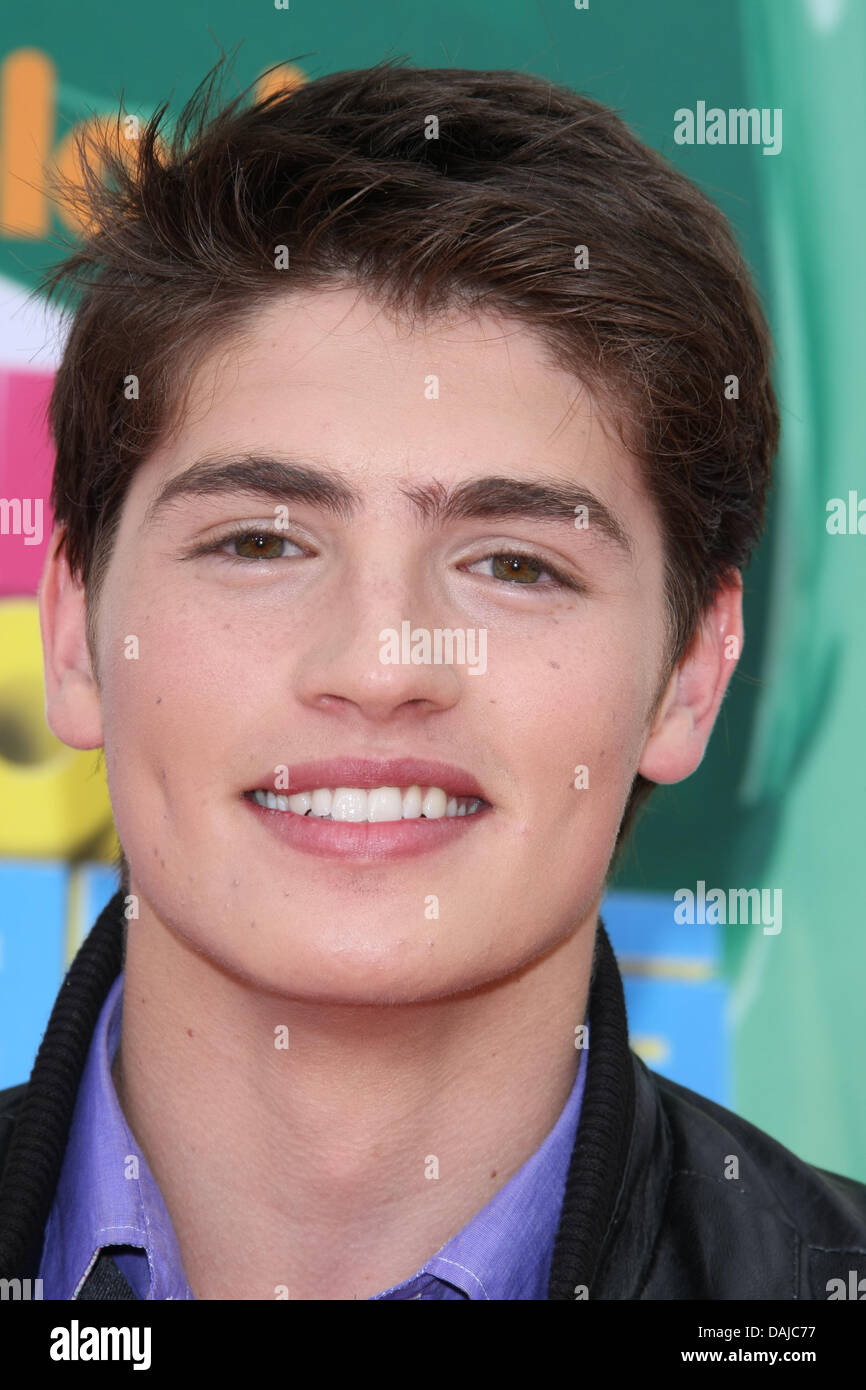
[244,785,488,822]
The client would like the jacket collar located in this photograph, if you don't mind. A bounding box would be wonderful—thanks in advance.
[0,889,125,1281]
[546,917,641,1297]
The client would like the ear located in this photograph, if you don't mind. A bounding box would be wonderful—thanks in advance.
[638,570,743,784]
[37,528,104,749]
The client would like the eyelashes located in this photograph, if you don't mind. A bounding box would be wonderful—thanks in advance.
[188,524,585,593]
[472,550,583,591]
[191,526,299,562]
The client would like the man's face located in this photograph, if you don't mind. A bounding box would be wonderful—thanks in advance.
[86,286,671,1003]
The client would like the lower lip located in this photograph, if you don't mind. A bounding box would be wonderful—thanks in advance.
[243,794,493,861]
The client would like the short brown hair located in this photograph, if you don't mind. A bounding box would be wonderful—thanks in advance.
[37,54,779,881]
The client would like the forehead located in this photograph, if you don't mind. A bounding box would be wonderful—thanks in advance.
[190,285,617,452]
[132,285,664,561]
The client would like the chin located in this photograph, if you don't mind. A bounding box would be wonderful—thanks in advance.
[242,932,504,1006]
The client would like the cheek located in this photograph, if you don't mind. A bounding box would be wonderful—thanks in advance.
[496,652,654,876]
[96,589,242,829]
[98,568,251,731]
[521,645,653,796]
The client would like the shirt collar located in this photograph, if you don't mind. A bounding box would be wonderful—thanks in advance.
[45,970,193,1300]
[371,1026,590,1299]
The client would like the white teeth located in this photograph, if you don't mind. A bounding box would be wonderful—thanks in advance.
[250,784,484,821]
[254,790,291,812]
[331,787,368,822]
[421,786,447,819]
[365,787,404,822]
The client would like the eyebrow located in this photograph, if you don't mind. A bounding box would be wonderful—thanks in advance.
[143,454,635,559]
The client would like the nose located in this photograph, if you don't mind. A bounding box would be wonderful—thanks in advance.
[291,557,466,725]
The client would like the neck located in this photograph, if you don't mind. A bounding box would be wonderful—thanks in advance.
[112,905,597,1300]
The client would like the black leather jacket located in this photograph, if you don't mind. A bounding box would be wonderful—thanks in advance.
[1,891,864,1299]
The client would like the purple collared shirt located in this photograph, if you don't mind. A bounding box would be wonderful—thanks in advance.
[39,971,588,1300]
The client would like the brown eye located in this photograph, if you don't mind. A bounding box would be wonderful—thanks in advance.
[490,553,543,584]
[232,531,285,559]
[465,549,581,591]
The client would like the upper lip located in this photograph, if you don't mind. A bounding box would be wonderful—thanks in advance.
[247,757,489,802]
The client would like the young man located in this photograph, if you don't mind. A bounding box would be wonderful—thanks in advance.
[1,57,864,1301]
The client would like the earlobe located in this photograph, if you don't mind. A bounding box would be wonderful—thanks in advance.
[637,573,744,787]
[37,528,105,750]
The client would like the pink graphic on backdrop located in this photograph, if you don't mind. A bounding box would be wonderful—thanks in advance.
[0,368,56,595]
